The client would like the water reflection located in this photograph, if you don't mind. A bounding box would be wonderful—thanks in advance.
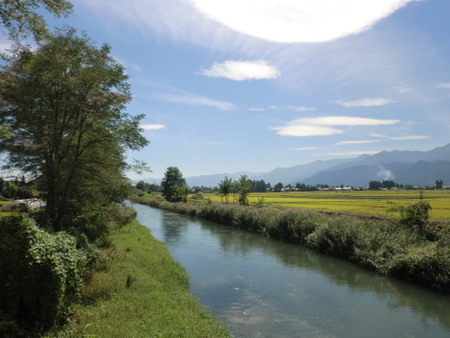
[133,203,450,337]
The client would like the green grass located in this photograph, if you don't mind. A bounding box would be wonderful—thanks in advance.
[204,190,450,219]
[48,220,230,338]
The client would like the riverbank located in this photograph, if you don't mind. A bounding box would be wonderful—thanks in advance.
[131,194,450,293]
[48,219,230,337]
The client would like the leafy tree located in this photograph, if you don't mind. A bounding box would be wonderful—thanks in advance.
[0,29,149,230]
[218,176,233,203]
[237,175,252,206]
[161,167,188,202]
[435,179,444,189]
[274,182,283,192]
[0,0,73,41]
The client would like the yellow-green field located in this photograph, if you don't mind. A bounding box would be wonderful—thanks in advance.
[203,190,450,220]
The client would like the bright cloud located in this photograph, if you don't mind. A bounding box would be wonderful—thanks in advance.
[189,0,419,43]
[156,93,235,111]
[140,124,166,130]
[272,116,400,137]
[248,108,265,111]
[201,60,280,81]
[335,140,381,145]
[336,98,391,107]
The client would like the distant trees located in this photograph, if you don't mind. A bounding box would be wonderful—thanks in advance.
[274,182,284,192]
[369,180,400,190]
[161,167,188,202]
[435,179,444,189]
[136,181,160,193]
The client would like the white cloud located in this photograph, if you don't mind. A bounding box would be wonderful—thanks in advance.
[272,116,399,137]
[336,98,391,107]
[201,60,280,81]
[140,124,166,130]
[156,93,235,111]
[389,135,430,140]
[288,106,316,112]
[270,105,280,110]
[292,147,318,151]
[248,108,265,111]
[189,0,419,43]
[370,133,429,141]
[329,151,380,156]
[335,140,381,145]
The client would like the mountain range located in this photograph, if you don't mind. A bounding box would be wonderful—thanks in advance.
[140,143,450,187]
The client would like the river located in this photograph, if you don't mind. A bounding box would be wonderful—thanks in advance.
[132,203,450,337]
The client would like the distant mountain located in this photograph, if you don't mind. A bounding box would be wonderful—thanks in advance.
[136,143,450,187]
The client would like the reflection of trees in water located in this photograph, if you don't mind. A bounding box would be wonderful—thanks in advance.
[161,212,189,243]
[196,217,450,331]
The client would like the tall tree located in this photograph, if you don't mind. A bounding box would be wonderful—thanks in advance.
[237,175,252,206]
[0,28,148,230]
[0,0,73,41]
[161,166,188,202]
[218,176,232,203]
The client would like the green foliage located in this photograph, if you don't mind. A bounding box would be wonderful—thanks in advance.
[48,220,230,337]
[218,176,233,203]
[161,167,188,202]
[237,175,252,206]
[0,0,73,41]
[0,28,148,231]
[0,216,86,335]
[387,192,432,230]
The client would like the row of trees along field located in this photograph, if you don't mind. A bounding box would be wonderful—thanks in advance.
[0,2,149,335]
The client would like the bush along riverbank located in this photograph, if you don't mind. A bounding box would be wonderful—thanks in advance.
[131,194,450,293]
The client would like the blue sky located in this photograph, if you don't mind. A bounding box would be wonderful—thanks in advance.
[2,0,450,180]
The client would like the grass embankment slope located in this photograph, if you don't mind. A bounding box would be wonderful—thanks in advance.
[204,190,450,220]
[49,220,230,338]
[132,193,450,293]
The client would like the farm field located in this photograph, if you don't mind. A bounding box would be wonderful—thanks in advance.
[203,190,450,220]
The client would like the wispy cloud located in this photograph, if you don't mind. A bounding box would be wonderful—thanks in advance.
[272,116,400,137]
[336,98,391,107]
[288,105,316,112]
[292,147,318,151]
[190,0,418,43]
[248,108,265,112]
[335,140,381,145]
[156,93,235,111]
[435,82,450,89]
[140,124,166,130]
[370,133,429,141]
[200,60,280,81]
[328,151,380,156]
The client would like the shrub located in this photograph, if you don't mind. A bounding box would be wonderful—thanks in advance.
[0,216,87,335]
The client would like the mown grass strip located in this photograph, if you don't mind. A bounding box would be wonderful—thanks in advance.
[48,220,230,338]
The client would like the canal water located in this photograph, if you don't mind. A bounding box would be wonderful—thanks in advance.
[133,203,450,338]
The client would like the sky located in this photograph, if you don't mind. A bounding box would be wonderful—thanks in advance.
[2,0,450,180]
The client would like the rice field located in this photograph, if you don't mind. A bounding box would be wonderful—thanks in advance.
[203,190,450,220]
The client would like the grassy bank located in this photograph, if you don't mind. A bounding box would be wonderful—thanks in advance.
[132,194,450,293]
[49,219,230,337]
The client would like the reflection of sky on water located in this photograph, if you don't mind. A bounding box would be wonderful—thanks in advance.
[133,203,450,338]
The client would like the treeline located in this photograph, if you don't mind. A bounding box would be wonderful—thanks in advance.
[132,194,450,293]
[369,179,446,190]
[0,176,38,200]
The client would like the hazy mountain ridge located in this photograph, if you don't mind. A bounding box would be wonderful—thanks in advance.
[138,144,450,187]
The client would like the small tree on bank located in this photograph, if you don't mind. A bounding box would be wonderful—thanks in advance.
[161,167,188,202]
[237,175,252,206]
[218,176,232,203]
